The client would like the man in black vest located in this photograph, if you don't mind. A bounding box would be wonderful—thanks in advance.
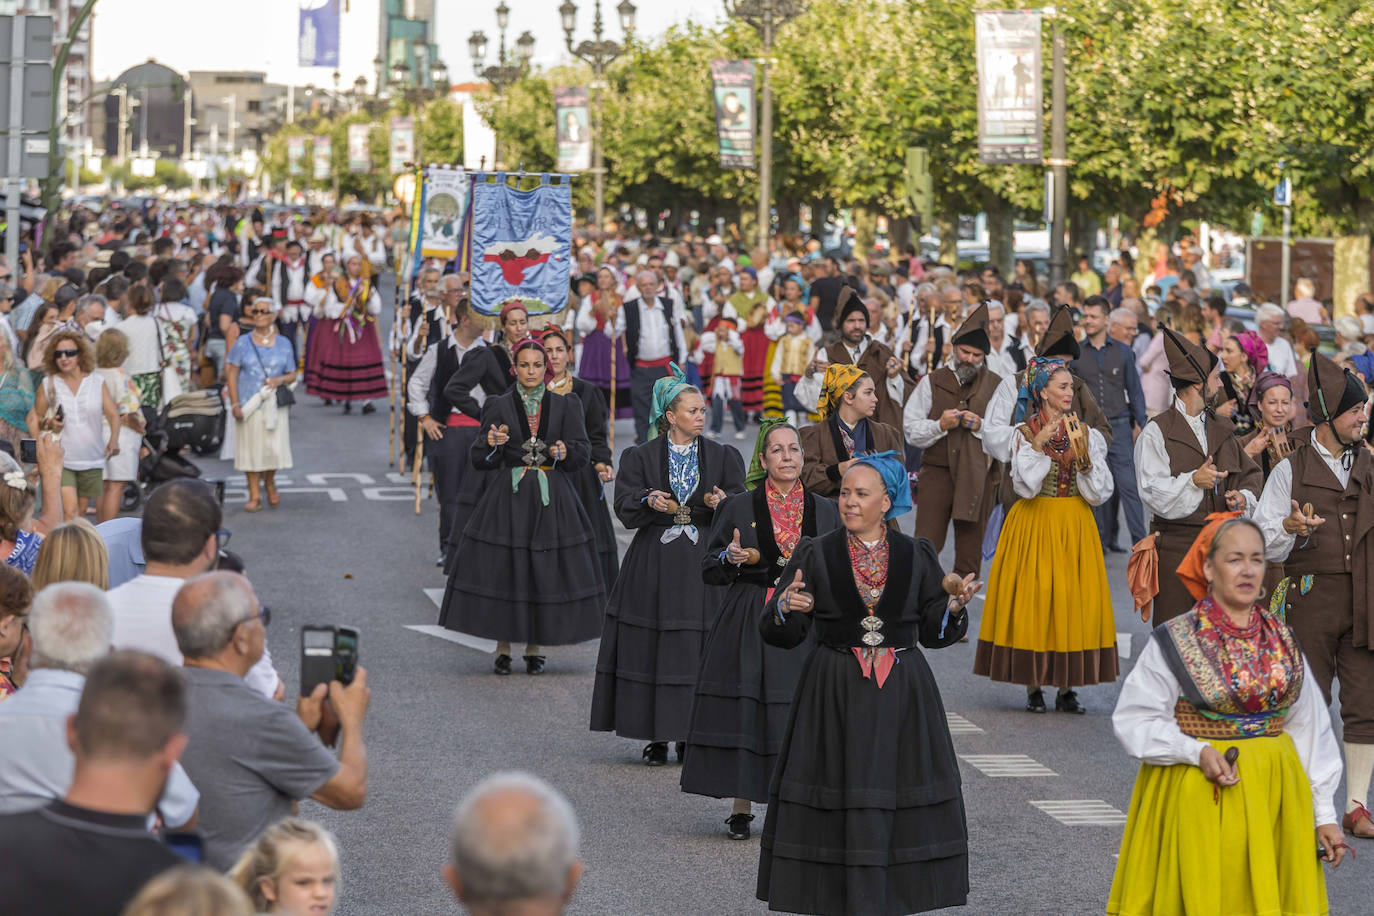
[1072,295,1148,552]
[615,269,687,443]
[444,303,524,422]
[412,296,487,569]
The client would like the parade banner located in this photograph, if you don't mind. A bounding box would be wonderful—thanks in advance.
[975,10,1043,164]
[554,86,591,173]
[468,173,572,320]
[416,168,470,261]
[312,135,331,181]
[298,0,340,68]
[709,60,755,169]
[388,116,414,175]
[287,137,306,177]
[347,124,370,173]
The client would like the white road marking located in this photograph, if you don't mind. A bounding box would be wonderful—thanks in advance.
[362,487,416,500]
[405,625,500,654]
[224,487,348,503]
[1030,799,1128,826]
[307,472,376,485]
[945,713,984,735]
[959,754,1057,777]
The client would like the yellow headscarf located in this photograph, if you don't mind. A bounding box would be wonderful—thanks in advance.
[817,364,867,419]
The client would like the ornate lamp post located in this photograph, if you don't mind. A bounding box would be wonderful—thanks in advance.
[560,0,636,228]
[469,3,535,168]
[725,0,804,254]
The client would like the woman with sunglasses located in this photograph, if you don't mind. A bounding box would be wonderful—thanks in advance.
[30,330,119,519]
[226,297,297,512]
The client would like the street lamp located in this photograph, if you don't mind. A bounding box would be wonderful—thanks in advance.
[470,3,536,168]
[431,59,449,93]
[726,0,805,254]
[561,0,636,228]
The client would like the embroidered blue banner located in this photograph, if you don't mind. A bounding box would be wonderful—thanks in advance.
[468,173,572,320]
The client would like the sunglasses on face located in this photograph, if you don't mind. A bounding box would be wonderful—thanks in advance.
[249,308,272,316]
[54,349,80,358]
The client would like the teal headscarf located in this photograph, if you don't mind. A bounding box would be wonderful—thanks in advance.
[648,362,694,439]
[1013,356,1068,424]
[851,450,912,520]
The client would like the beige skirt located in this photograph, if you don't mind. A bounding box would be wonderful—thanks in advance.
[234,405,293,472]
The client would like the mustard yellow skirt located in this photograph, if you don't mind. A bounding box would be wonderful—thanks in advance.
[761,339,784,418]
[1108,734,1328,916]
[973,494,1119,687]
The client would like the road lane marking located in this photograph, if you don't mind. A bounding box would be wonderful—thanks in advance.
[307,472,377,485]
[1030,799,1128,826]
[946,713,984,735]
[405,624,500,654]
[959,754,1057,777]
[225,487,348,503]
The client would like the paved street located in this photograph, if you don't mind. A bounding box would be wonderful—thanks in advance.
[196,304,1374,916]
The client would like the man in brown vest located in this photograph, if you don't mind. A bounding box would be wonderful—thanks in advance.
[1255,351,1374,838]
[794,286,909,430]
[903,302,1001,578]
[1132,327,1262,623]
[799,364,904,499]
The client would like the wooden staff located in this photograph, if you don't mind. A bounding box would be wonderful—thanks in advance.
[926,302,937,376]
[607,306,618,454]
[412,412,425,514]
[388,287,401,467]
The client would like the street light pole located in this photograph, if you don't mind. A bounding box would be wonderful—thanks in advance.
[1048,13,1068,290]
[470,4,536,170]
[562,0,637,229]
[727,1,803,256]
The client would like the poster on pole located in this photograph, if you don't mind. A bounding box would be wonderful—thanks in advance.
[468,174,573,320]
[416,168,470,261]
[287,137,306,177]
[975,10,1043,164]
[388,116,414,175]
[347,124,370,173]
[554,86,591,172]
[709,60,756,169]
[298,0,341,68]
[312,135,331,181]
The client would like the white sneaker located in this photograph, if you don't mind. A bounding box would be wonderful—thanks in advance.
[735,430,748,440]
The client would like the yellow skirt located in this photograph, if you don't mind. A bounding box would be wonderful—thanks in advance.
[761,339,783,418]
[973,495,1118,687]
[1108,734,1328,916]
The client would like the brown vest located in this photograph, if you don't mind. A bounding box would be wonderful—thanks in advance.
[1149,405,1263,527]
[824,338,907,429]
[1282,442,1374,646]
[924,365,1000,522]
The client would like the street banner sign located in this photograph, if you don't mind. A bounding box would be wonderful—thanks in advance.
[347,123,370,174]
[389,116,414,175]
[298,0,341,68]
[287,136,306,177]
[468,173,573,320]
[975,10,1043,165]
[312,135,330,181]
[709,59,756,170]
[554,86,591,173]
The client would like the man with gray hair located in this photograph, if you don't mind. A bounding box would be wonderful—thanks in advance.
[74,293,108,340]
[444,772,582,916]
[176,570,371,869]
[1255,302,1299,378]
[0,583,199,826]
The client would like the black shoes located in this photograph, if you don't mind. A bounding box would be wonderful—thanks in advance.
[643,742,668,766]
[493,653,512,675]
[524,655,546,675]
[1056,689,1086,714]
[342,402,352,415]
[1026,688,1047,713]
[323,398,334,406]
[361,403,376,414]
[725,812,755,840]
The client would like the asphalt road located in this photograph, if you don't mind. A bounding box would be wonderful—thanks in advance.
[195,288,1373,916]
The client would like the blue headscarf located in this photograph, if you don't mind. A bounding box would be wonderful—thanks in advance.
[851,450,912,520]
[648,362,693,439]
[1012,356,1068,424]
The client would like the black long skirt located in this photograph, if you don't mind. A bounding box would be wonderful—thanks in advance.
[681,582,806,803]
[439,469,604,646]
[568,464,620,593]
[590,526,722,741]
[757,646,969,916]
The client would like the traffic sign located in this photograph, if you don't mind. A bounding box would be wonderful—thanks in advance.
[1274,177,1291,207]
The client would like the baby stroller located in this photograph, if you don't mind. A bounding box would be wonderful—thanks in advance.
[119,390,225,512]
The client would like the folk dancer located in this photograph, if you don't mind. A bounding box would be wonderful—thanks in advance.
[800,364,904,501]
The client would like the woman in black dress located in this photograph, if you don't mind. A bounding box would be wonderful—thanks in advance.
[682,419,841,840]
[590,363,746,765]
[540,326,620,592]
[759,452,981,916]
[438,337,605,675]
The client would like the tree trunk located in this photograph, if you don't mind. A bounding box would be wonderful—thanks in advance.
[937,212,958,266]
[852,206,877,260]
[777,197,800,237]
[985,195,1014,277]
[888,216,911,260]
[1332,206,1372,318]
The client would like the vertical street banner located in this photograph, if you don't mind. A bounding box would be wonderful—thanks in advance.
[709,60,756,169]
[468,173,573,320]
[389,116,415,174]
[416,168,470,262]
[975,10,1043,164]
[347,124,370,174]
[298,0,341,68]
[554,86,591,172]
[287,137,306,177]
[312,135,331,181]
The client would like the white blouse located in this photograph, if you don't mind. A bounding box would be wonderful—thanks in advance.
[1132,397,1257,519]
[1009,425,1112,505]
[1113,636,1342,827]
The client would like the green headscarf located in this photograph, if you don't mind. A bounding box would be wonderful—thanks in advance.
[647,362,692,439]
[745,416,789,490]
